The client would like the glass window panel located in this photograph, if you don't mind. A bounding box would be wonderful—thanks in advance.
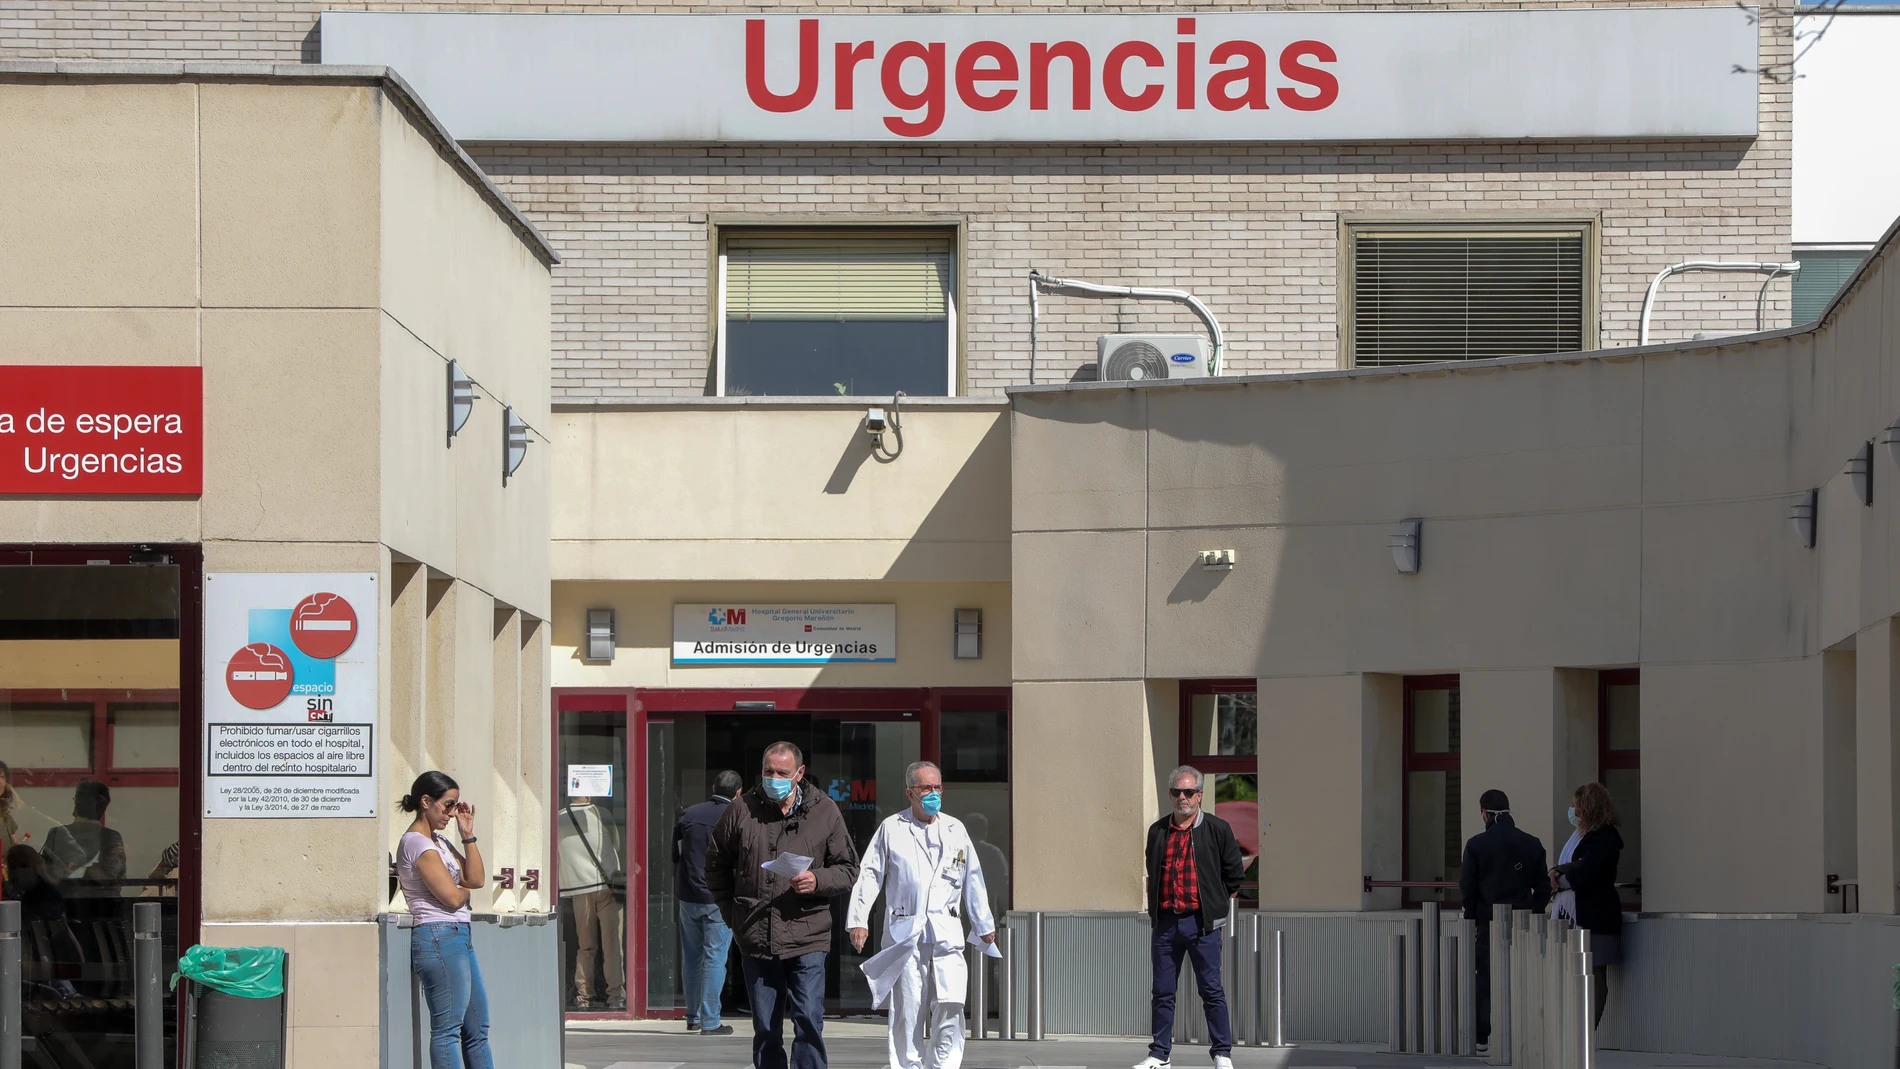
[940,709,1007,781]
[1411,688,1459,753]
[0,703,93,767]
[559,707,629,1014]
[725,319,949,397]
[1605,684,1640,752]
[1603,768,1641,909]
[1406,769,1462,903]
[110,703,180,767]
[1190,692,1258,757]
[943,782,1011,918]
[1210,772,1259,906]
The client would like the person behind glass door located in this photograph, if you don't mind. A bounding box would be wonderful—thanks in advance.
[1549,781,1624,1030]
[41,780,126,884]
[674,769,743,1033]
[397,770,492,1069]
[560,792,628,1011]
[962,812,1009,924]
[0,761,22,855]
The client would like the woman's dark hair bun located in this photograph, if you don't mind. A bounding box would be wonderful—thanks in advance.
[400,771,459,814]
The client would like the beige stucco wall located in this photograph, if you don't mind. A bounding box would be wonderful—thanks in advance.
[1010,223,1900,915]
[0,71,553,1064]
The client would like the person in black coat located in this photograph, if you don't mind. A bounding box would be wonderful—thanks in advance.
[1458,789,1549,1051]
[1550,782,1624,1029]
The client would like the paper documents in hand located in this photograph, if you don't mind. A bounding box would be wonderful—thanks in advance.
[761,852,814,879]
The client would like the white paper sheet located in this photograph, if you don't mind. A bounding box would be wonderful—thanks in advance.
[761,851,813,879]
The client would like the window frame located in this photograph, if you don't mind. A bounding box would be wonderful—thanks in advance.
[0,688,182,789]
[711,221,964,398]
[1597,667,1640,909]
[1178,678,1259,904]
[1338,216,1601,369]
[1400,674,1462,908]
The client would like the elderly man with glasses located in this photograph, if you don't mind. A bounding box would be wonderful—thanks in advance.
[1134,765,1247,1069]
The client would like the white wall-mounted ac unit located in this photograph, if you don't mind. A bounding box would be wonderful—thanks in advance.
[1097,335,1209,382]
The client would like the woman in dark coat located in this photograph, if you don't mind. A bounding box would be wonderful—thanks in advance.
[1550,781,1624,1028]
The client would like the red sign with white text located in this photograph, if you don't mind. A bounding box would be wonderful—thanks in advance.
[0,365,203,495]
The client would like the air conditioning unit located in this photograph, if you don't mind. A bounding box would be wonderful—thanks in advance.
[1097,335,1209,382]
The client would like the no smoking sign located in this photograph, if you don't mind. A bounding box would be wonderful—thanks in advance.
[226,643,293,710]
[291,592,358,659]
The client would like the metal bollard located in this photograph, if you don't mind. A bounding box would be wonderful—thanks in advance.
[998,927,1016,1040]
[968,941,988,1040]
[134,902,162,1069]
[1387,932,1405,1053]
[1242,914,1260,1046]
[0,901,19,1069]
[1440,934,1459,1059]
[1577,945,1595,1069]
[1028,912,1045,1041]
[1490,906,1511,1066]
[1266,929,1286,1047]
[1458,918,1477,1056]
[1547,918,1568,1069]
[1420,902,1440,1054]
[1403,916,1422,1053]
[1563,927,1587,1069]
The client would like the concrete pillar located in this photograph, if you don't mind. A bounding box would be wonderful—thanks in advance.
[1857,618,1900,914]
[1013,680,1155,911]
[1463,670,1558,854]
[517,615,550,913]
[423,571,456,772]
[1257,673,1400,910]
[386,559,426,910]
[489,606,521,912]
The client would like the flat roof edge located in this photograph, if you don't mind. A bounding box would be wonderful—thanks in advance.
[0,61,560,268]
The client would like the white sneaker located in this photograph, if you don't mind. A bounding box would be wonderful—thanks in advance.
[1133,1058,1170,1069]
[1477,1041,1491,1055]
[1212,1056,1234,1069]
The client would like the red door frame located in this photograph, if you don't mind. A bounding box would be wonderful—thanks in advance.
[1597,668,1640,909]
[550,685,1009,1019]
[0,542,202,1061]
[1400,674,1461,908]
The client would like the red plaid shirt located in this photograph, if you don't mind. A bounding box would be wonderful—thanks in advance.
[1160,819,1200,913]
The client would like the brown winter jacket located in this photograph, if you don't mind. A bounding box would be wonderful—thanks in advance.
[704,781,859,959]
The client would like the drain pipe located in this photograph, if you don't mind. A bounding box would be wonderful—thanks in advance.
[1639,260,1802,345]
[1028,270,1226,374]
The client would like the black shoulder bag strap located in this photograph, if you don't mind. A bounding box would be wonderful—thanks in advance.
[565,804,623,893]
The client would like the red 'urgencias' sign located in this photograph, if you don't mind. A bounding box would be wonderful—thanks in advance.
[0,365,203,496]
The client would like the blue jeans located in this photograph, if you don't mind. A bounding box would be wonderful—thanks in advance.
[1149,910,1232,1059]
[412,922,493,1069]
[742,951,827,1069]
[679,901,733,1028]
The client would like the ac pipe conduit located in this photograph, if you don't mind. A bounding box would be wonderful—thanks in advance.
[1027,269,1226,382]
[1639,261,1802,346]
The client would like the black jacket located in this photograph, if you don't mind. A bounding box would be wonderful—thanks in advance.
[671,794,732,904]
[1145,810,1247,934]
[1553,825,1624,935]
[1458,813,1550,921]
[705,783,859,959]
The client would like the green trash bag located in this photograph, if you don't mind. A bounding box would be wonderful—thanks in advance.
[169,945,286,999]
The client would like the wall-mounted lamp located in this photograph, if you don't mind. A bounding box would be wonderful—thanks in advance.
[585,608,615,662]
[447,360,475,445]
[954,608,982,659]
[1390,519,1422,575]
[503,406,530,484]
[1789,488,1818,549]
[1883,418,1900,467]
[1199,549,1236,571]
[1849,441,1874,506]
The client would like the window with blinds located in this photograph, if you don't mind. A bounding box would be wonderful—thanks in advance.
[1791,247,1871,324]
[1348,226,1592,368]
[721,231,956,397]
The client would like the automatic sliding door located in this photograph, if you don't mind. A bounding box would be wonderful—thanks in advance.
[809,717,917,1011]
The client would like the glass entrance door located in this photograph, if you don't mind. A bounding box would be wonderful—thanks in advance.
[0,548,190,1069]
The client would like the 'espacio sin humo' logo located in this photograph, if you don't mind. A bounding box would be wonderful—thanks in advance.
[224,593,359,719]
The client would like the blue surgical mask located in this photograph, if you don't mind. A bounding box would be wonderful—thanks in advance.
[919,791,942,817]
[764,776,794,801]
[1567,807,1579,828]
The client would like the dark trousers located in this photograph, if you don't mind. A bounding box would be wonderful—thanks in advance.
[742,951,828,1069]
[1474,921,1492,1045]
[1148,910,1233,1059]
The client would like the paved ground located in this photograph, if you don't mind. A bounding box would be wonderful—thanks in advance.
[563,1021,1825,1069]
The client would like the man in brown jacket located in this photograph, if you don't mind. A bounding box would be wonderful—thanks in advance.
[705,741,859,1069]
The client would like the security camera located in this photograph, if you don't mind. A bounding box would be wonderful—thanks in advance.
[865,407,889,434]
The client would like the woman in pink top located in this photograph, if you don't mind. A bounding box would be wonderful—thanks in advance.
[397,770,491,1069]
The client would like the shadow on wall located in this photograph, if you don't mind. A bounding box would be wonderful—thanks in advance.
[881,414,1010,582]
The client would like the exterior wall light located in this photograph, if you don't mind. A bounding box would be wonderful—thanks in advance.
[503,406,530,484]
[1789,488,1818,549]
[1883,418,1900,467]
[447,360,475,445]
[1390,519,1423,575]
[585,608,615,662]
[1849,441,1873,506]
[954,608,982,659]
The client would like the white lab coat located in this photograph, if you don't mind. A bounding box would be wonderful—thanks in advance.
[848,810,998,1069]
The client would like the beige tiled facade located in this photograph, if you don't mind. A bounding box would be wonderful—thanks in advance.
[3,1,1794,401]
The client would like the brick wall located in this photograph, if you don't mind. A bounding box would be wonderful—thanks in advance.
[4,2,1793,401]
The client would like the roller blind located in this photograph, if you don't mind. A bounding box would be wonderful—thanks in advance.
[725,234,953,321]
[1351,229,1587,367]
[1791,248,1868,324]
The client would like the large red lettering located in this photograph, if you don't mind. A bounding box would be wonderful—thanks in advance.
[745,19,820,113]
[882,41,946,137]
[1176,18,1196,111]
[1207,41,1269,112]
[835,41,876,109]
[1030,41,1090,111]
[1104,41,1165,112]
[1277,40,1338,111]
[955,41,1019,112]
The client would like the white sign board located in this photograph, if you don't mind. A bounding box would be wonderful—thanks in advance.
[204,573,378,818]
[567,764,614,798]
[321,9,1759,143]
[674,605,896,665]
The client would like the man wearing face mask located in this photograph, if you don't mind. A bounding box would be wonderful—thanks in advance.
[846,761,997,1069]
[1458,789,1549,1055]
[705,742,859,1069]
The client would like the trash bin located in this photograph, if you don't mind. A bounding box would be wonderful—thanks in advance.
[171,946,288,1069]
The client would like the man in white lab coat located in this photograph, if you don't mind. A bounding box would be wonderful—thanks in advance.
[847,761,998,1069]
